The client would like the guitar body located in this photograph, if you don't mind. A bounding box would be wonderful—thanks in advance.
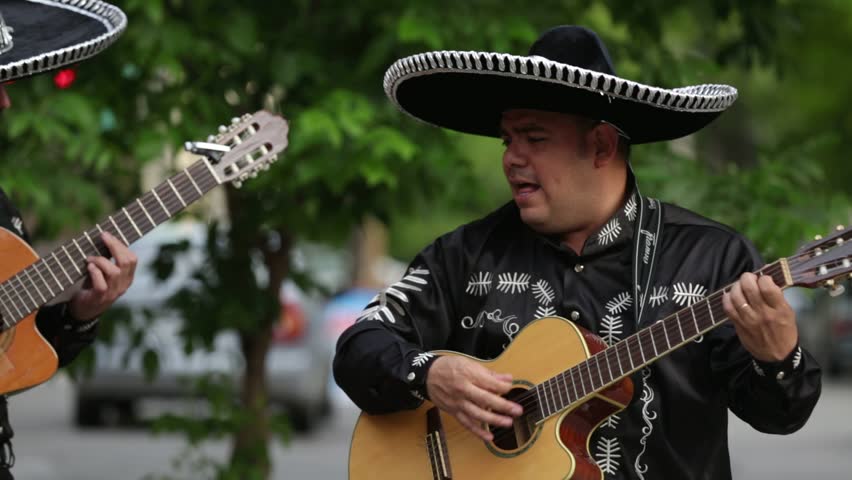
[0,227,58,395]
[348,316,634,479]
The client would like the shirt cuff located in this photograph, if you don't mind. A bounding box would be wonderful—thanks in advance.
[752,344,804,381]
[405,351,440,401]
[59,303,100,334]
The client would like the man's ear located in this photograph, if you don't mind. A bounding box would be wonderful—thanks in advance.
[592,123,619,168]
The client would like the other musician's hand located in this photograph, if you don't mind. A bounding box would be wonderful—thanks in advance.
[69,231,137,321]
[426,356,523,441]
[722,272,798,362]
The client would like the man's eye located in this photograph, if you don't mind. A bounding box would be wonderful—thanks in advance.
[528,137,546,143]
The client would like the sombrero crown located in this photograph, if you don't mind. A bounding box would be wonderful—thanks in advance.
[0,0,126,83]
[383,25,738,144]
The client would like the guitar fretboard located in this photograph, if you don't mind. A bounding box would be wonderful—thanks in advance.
[522,261,789,424]
[0,159,219,330]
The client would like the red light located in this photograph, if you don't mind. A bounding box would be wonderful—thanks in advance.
[53,68,76,89]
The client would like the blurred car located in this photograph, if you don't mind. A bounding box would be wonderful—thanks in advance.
[795,288,852,376]
[74,221,333,431]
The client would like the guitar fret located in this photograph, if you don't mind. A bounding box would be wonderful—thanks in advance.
[649,327,659,356]
[624,341,635,370]
[61,245,81,275]
[544,382,554,416]
[580,362,592,396]
[83,231,98,252]
[636,334,646,364]
[0,289,15,326]
[136,199,156,228]
[52,252,73,284]
[595,355,605,388]
[690,305,700,334]
[535,386,545,418]
[676,312,686,342]
[707,299,716,324]
[23,269,46,303]
[604,350,615,382]
[33,264,55,298]
[568,368,579,401]
[72,238,87,260]
[0,282,22,319]
[15,275,36,309]
[662,320,672,349]
[44,256,65,290]
[150,189,171,218]
[201,158,222,184]
[186,171,204,197]
[108,215,129,246]
[614,344,624,376]
[167,179,187,207]
[123,207,143,237]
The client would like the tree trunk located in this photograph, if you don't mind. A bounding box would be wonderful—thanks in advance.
[224,187,292,479]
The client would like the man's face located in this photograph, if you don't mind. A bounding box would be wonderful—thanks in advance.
[500,109,599,235]
[0,85,9,112]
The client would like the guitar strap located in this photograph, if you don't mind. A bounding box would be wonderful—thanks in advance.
[631,189,664,328]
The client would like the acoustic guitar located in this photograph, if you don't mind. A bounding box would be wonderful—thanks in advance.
[348,224,852,479]
[0,110,289,396]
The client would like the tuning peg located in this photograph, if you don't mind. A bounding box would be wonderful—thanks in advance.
[231,117,241,124]
[837,225,846,231]
[828,283,846,297]
[242,113,251,120]
[815,234,823,241]
[261,163,270,171]
[233,180,242,189]
[250,170,258,178]
[218,125,227,133]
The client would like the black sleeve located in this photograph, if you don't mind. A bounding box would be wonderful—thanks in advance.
[333,236,461,414]
[709,234,821,434]
[35,303,99,368]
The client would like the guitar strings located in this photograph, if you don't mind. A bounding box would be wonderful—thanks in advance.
[0,162,217,324]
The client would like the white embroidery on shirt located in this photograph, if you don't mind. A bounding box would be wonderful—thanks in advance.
[595,436,622,475]
[601,412,620,429]
[672,282,707,307]
[496,272,530,294]
[535,305,556,318]
[648,286,668,308]
[597,218,622,246]
[465,271,493,296]
[793,346,803,369]
[624,194,637,222]
[461,309,520,347]
[356,267,429,323]
[599,315,623,346]
[532,279,555,305]
[411,352,434,367]
[634,367,658,480]
[606,291,633,315]
[11,216,23,236]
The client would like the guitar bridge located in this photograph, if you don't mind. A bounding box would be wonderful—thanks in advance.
[426,407,452,479]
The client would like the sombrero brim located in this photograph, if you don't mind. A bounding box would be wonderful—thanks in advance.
[0,0,126,83]
[384,51,738,144]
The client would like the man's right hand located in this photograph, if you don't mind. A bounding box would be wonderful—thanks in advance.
[426,356,523,441]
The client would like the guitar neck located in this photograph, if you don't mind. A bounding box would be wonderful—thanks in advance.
[527,260,793,422]
[0,159,220,329]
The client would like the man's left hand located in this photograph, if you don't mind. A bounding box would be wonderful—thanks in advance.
[68,231,137,321]
[723,272,798,362]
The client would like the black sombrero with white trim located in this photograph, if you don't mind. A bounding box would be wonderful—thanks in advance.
[384,25,738,144]
[0,0,126,83]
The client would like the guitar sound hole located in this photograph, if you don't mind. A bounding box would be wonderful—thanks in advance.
[488,387,536,451]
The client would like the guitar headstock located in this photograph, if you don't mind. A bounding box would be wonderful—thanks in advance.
[189,110,289,188]
[789,224,852,296]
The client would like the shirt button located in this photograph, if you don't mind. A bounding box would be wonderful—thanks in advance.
[570,311,580,321]
[776,371,785,381]
[407,372,416,382]
[574,264,585,273]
